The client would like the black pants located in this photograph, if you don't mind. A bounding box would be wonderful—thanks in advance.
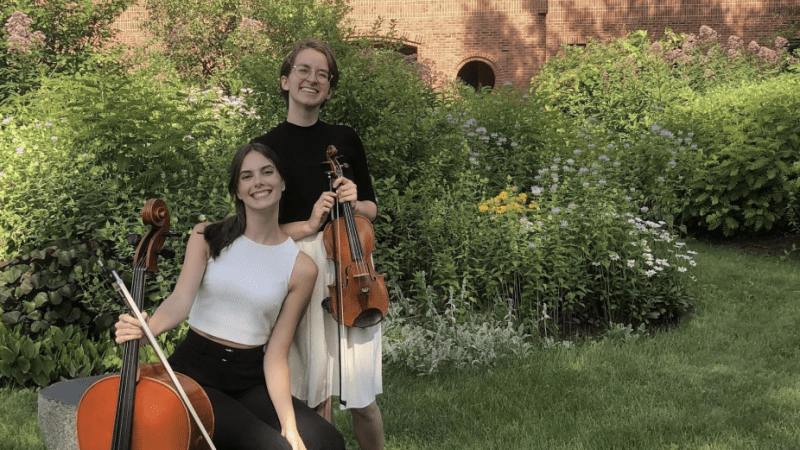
[168,329,345,450]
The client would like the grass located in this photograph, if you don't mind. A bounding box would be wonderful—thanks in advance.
[4,242,800,449]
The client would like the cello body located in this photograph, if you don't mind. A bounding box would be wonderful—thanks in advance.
[76,363,214,450]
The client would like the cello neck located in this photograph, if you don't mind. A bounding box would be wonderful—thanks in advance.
[110,261,147,450]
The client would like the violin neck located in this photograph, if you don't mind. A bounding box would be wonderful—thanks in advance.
[110,264,147,450]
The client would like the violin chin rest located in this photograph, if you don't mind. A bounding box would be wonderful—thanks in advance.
[352,309,384,329]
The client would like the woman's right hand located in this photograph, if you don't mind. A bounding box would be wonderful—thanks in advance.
[114,312,148,345]
[306,191,337,233]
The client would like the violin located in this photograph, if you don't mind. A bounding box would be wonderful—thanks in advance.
[322,145,390,329]
[76,199,215,450]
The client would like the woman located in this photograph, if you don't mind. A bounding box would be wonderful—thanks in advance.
[251,39,384,450]
[114,143,345,450]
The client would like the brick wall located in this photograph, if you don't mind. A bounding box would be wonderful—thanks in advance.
[112,0,797,87]
[111,1,149,45]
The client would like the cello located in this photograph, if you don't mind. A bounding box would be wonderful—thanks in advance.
[76,199,215,450]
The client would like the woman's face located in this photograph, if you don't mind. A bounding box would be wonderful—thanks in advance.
[280,48,333,111]
[236,150,284,212]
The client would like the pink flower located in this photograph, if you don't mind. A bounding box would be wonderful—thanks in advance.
[3,11,45,54]
[727,35,743,50]
[698,25,718,45]
[757,46,779,63]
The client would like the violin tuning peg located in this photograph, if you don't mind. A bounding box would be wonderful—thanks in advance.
[127,233,142,248]
[157,247,176,260]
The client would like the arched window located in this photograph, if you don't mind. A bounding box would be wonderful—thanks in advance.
[457,60,495,90]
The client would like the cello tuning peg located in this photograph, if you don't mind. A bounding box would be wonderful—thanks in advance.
[162,231,181,238]
[157,247,176,260]
[127,233,142,248]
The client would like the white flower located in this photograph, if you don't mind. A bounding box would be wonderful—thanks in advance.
[627,260,635,268]
[645,270,656,277]
[678,267,687,272]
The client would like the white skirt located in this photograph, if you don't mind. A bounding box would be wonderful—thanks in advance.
[289,232,383,409]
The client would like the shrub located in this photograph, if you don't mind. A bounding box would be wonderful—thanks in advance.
[0,240,113,337]
[143,0,350,86]
[0,322,118,387]
[0,1,133,102]
[661,74,800,235]
[379,90,697,336]
[0,71,243,258]
[383,280,533,376]
[530,27,793,139]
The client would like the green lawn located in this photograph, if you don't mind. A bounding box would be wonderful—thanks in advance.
[3,242,799,449]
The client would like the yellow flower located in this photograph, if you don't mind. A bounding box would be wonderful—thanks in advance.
[497,191,508,200]
[478,204,489,213]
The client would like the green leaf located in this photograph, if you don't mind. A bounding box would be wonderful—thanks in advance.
[21,338,36,360]
[32,372,51,387]
[51,327,65,347]
[2,311,22,325]
[0,361,12,377]
[0,345,17,361]
[34,292,49,307]
[16,356,31,373]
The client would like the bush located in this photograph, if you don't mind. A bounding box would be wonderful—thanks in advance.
[661,74,800,235]
[376,88,697,338]
[0,322,118,387]
[0,71,245,258]
[143,0,350,87]
[0,240,113,337]
[0,1,133,102]
[530,27,793,138]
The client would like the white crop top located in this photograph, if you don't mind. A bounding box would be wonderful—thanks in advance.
[188,235,301,346]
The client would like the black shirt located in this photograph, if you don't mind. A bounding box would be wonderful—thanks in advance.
[251,120,377,230]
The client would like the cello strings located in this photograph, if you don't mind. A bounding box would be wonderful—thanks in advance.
[113,261,145,449]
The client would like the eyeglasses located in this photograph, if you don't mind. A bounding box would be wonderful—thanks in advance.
[292,65,333,84]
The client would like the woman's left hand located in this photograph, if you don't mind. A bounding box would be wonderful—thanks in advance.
[333,176,357,208]
[282,424,308,450]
